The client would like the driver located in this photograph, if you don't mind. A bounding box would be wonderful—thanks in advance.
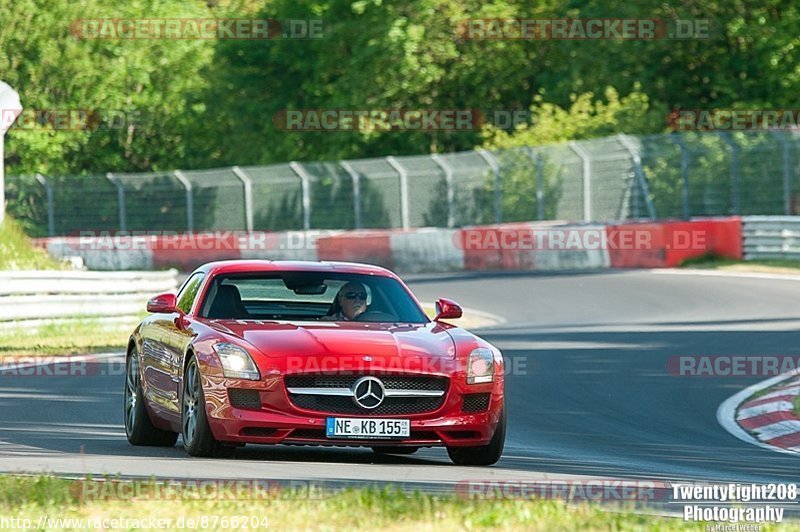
[323,282,368,321]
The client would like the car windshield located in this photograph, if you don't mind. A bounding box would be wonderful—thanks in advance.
[199,272,429,323]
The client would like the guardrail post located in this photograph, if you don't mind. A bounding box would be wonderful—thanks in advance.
[618,134,656,219]
[525,147,545,221]
[717,132,741,215]
[231,166,254,232]
[35,173,55,236]
[173,170,194,232]
[670,135,691,219]
[430,154,455,228]
[289,161,312,231]
[386,156,410,229]
[340,161,362,229]
[106,172,126,232]
[769,131,792,215]
[568,141,592,221]
[477,149,502,223]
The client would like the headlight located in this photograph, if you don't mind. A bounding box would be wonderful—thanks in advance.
[213,343,260,380]
[467,347,494,384]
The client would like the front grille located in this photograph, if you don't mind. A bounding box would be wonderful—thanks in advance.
[285,374,449,415]
[285,374,447,392]
[229,389,262,409]
[462,393,490,413]
[289,394,444,415]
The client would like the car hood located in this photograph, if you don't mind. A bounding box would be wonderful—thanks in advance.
[206,320,457,361]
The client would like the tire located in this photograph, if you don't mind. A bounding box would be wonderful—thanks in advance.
[124,346,179,447]
[181,356,236,458]
[371,446,419,455]
[447,405,506,466]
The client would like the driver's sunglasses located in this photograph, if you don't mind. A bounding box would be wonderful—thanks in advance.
[344,292,367,301]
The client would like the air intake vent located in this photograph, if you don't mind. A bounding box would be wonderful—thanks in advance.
[228,388,262,409]
[462,393,490,413]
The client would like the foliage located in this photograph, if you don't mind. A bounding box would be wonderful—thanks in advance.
[4,0,800,231]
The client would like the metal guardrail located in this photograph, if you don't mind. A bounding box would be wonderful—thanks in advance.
[742,216,800,261]
[0,269,179,324]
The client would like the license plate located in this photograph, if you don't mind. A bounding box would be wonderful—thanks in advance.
[325,418,410,439]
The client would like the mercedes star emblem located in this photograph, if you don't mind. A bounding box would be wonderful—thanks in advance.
[352,376,385,409]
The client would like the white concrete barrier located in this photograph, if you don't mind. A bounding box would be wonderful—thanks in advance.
[43,237,154,270]
[389,228,464,273]
[0,269,179,323]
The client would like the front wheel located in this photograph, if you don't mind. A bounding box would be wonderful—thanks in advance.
[447,406,506,466]
[181,357,236,458]
[124,347,178,447]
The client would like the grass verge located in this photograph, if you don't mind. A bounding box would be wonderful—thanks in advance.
[794,395,800,419]
[0,475,736,531]
[680,254,800,274]
[0,319,132,357]
[0,217,62,270]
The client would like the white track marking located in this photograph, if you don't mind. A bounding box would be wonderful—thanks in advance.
[749,420,800,440]
[651,269,800,281]
[737,401,795,420]
[717,370,800,456]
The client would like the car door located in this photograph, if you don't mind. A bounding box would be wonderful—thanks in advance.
[159,272,205,414]
[139,273,204,417]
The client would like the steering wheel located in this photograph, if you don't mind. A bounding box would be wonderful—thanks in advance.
[354,310,397,322]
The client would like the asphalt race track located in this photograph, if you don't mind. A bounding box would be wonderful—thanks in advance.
[1,269,798,502]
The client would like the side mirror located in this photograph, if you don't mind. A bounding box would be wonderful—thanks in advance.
[434,298,462,321]
[147,293,178,314]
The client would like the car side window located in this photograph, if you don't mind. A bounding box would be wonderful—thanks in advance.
[176,273,205,314]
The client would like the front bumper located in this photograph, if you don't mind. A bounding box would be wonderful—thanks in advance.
[201,372,504,448]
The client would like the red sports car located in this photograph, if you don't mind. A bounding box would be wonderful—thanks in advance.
[124,260,505,465]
